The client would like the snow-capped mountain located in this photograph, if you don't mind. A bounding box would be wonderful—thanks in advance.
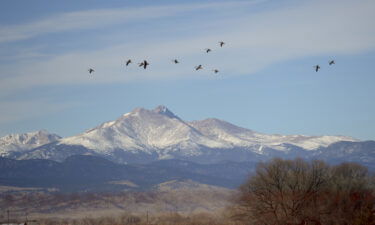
[16,105,358,163]
[0,130,61,157]
[60,106,230,158]
[61,105,356,152]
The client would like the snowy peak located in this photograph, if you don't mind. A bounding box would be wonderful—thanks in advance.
[190,118,256,136]
[153,105,171,114]
[188,118,258,147]
[0,130,61,146]
[84,106,178,133]
[152,105,180,119]
[0,130,61,156]
[122,105,179,120]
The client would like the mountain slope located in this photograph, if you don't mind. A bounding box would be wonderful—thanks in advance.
[0,155,251,191]
[313,140,375,170]
[189,118,356,150]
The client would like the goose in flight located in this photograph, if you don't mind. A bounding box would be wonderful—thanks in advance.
[329,60,335,65]
[139,60,149,69]
[126,59,132,66]
[195,65,203,70]
[205,48,212,53]
[219,41,225,47]
[88,68,95,74]
[213,69,219,73]
[315,65,320,72]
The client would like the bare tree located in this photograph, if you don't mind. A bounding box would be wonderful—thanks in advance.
[321,162,375,225]
[235,158,375,225]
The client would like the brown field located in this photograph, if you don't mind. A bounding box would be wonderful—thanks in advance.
[0,180,237,225]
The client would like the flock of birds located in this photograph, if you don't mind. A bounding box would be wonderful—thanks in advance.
[87,41,335,75]
[315,60,335,72]
[87,41,226,75]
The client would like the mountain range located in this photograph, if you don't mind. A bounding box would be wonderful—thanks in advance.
[1,105,374,191]
[2,105,368,165]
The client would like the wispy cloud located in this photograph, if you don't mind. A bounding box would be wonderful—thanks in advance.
[0,0,374,97]
[0,98,76,124]
[0,45,51,61]
[0,1,264,43]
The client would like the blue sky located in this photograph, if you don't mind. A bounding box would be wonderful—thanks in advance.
[0,0,375,140]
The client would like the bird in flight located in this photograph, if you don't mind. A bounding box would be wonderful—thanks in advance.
[329,60,335,65]
[173,59,179,64]
[195,65,203,70]
[139,60,149,69]
[213,69,219,73]
[205,48,212,53]
[219,41,225,47]
[315,65,320,72]
[126,59,132,66]
[88,68,95,74]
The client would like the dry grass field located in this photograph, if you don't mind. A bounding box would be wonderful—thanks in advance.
[0,180,237,224]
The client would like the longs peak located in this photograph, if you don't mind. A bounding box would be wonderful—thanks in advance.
[2,106,359,164]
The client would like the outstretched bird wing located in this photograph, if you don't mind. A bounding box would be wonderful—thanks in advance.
[144,60,149,69]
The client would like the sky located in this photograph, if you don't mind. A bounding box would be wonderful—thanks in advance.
[0,0,375,140]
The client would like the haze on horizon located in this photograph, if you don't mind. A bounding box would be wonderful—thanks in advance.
[0,0,375,140]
